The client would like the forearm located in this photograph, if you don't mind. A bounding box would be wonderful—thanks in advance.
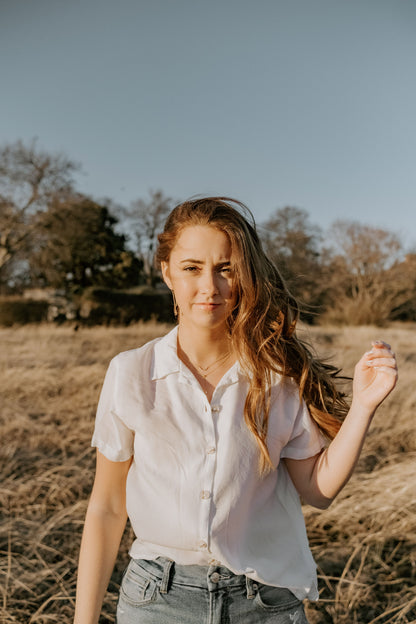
[285,341,397,509]
[74,503,127,624]
[312,400,374,505]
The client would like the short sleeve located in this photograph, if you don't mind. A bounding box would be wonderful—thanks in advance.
[91,357,134,462]
[280,398,326,460]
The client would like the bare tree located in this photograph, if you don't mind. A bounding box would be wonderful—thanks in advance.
[324,220,408,325]
[389,253,416,320]
[127,190,173,287]
[0,139,79,290]
[261,206,326,321]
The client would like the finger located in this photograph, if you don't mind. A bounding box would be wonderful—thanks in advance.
[366,349,397,364]
[366,348,396,359]
[366,365,398,378]
[366,343,395,357]
[366,349,395,360]
[371,340,391,350]
[366,357,397,369]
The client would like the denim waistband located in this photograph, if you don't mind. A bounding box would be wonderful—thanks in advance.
[132,556,257,597]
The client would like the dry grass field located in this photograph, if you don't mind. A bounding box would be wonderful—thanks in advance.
[1,321,415,623]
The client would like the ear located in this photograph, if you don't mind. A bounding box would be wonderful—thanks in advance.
[161,261,172,290]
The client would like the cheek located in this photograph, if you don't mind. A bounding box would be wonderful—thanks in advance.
[172,277,195,299]
[230,280,240,306]
[224,280,236,301]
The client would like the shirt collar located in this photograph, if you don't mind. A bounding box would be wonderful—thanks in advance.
[151,325,241,386]
[151,325,181,380]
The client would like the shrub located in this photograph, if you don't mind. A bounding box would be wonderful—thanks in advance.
[80,287,174,325]
[0,297,49,326]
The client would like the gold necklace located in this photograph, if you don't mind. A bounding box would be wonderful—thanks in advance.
[193,351,232,378]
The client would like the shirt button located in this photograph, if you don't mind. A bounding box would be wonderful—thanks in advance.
[211,405,220,413]
[206,447,216,454]
[210,572,220,583]
[198,540,208,549]
[200,490,211,499]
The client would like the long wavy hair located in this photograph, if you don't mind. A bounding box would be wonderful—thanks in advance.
[156,197,349,473]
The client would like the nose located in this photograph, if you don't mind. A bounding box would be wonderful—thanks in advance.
[200,269,219,295]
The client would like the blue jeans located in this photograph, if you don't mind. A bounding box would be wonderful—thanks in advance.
[116,557,310,623]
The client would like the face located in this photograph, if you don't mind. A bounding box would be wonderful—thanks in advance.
[161,225,235,334]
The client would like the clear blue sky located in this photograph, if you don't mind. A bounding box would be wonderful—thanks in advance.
[1,0,415,246]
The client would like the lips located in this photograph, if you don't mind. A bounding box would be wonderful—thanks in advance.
[194,303,221,311]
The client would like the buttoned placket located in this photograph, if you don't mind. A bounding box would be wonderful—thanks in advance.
[176,356,239,561]
[197,391,221,555]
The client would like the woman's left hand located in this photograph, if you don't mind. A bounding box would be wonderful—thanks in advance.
[352,341,398,413]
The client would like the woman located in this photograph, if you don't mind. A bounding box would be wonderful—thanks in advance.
[74,197,397,624]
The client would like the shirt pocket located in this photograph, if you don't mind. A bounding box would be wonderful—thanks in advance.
[119,559,159,607]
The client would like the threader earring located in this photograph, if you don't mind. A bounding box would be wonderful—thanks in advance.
[172,291,178,317]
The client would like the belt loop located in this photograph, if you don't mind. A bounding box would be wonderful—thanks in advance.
[246,576,255,600]
[159,559,174,594]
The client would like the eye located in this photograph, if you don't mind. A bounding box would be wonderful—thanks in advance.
[219,266,232,275]
[184,265,199,272]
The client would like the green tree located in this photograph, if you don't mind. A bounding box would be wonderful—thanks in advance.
[30,195,141,291]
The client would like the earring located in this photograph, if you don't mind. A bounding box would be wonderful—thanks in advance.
[172,291,178,317]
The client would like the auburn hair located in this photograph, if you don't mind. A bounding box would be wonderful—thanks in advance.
[156,197,349,474]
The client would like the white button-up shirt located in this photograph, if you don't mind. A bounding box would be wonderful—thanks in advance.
[92,326,325,600]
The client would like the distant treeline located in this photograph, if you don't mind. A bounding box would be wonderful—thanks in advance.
[1,139,415,326]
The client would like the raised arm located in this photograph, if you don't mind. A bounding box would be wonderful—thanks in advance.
[74,451,132,624]
[284,341,398,509]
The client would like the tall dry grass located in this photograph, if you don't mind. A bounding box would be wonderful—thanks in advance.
[0,322,415,623]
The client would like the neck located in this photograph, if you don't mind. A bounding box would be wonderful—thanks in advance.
[177,323,232,366]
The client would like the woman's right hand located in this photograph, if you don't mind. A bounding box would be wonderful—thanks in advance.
[73,451,132,624]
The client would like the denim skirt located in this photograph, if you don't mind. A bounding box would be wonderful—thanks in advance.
[116,557,310,624]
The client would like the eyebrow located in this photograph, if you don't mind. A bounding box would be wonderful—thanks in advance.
[179,259,231,266]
